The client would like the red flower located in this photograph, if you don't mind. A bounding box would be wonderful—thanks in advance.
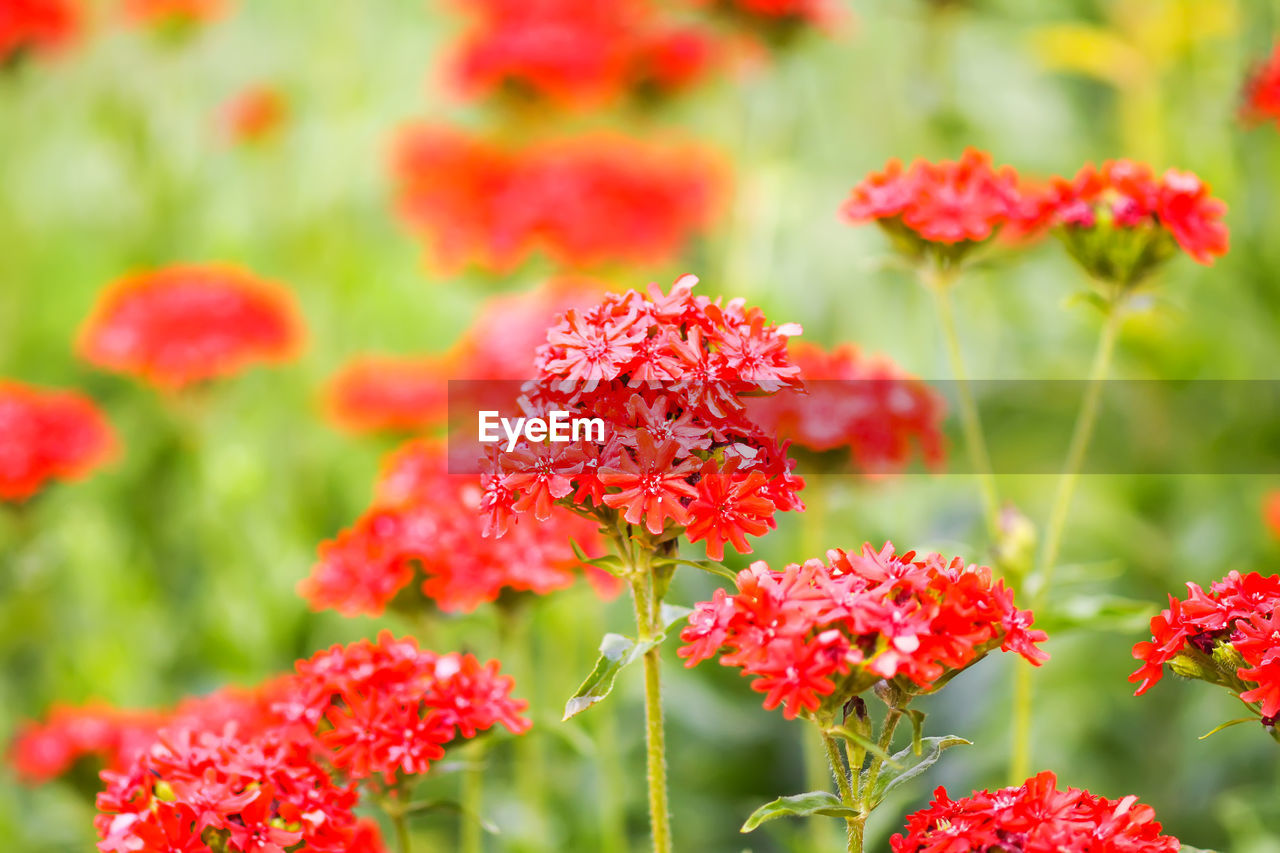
[1052,160,1229,280]
[218,85,287,144]
[1132,570,1280,727]
[120,0,228,26]
[841,149,1025,251]
[9,702,160,783]
[0,380,115,502]
[323,355,449,434]
[748,341,946,474]
[679,542,1047,719]
[301,440,606,616]
[1242,44,1280,128]
[78,264,304,390]
[447,0,720,108]
[891,771,1180,852]
[483,275,805,560]
[392,126,725,272]
[0,0,79,61]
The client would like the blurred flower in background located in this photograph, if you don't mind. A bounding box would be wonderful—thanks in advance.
[1242,43,1280,128]
[0,0,80,64]
[119,0,229,28]
[217,85,288,145]
[0,381,115,502]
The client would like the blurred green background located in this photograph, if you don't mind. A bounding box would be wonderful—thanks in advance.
[4,0,1280,850]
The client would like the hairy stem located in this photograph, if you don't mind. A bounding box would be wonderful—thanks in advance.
[860,708,903,805]
[627,543,671,853]
[926,270,1001,540]
[460,741,486,853]
[822,731,861,853]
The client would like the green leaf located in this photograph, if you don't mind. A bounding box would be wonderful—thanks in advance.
[1178,847,1221,853]
[739,791,861,833]
[570,539,629,577]
[655,556,738,583]
[1198,717,1258,740]
[1037,594,1157,634]
[563,632,662,720]
[659,602,693,631]
[402,799,500,834]
[862,736,971,809]
[826,726,900,767]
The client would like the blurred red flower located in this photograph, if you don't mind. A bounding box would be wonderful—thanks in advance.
[1242,44,1280,128]
[679,542,1046,719]
[448,0,719,108]
[9,702,160,783]
[78,264,304,390]
[1132,570,1280,722]
[218,85,287,144]
[302,440,608,616]
[0,380,115,501]
[892,771,1180,852]
[324,355,449,435]
[392,125,725,272]
[0,0,80,61]
[120,0,227,26]
[749,341,946,474]
[1265,491,1280,539]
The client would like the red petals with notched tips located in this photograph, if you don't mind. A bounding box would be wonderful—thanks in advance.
[679,542,1047,719]
[1132,570,1280,721]
[0,380,115,502]
[484,275,805,561]
[392,126,724,272]
[891,771,1180,853]
[78,264,304,391]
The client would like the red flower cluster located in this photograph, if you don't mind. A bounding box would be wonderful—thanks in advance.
[1242,44,1280,128]
[0,0,79,61]
[78,264,304,390]
[841,149,1030,250]
[891,771,1180,853]
[748,342,945,474]
[481,275,805,561]
[323,279,608,435]
[448,0,719,107]
[1131,570,1280,722]
[85,633,527,853]
[218,85,287,144]
[0,380,115,501]
[679,542,1047,719]
[1054,159,1229,268]
[120,0,228,26]
[302,440,605,615]
[10,703,161,784]
[392,126,724,272]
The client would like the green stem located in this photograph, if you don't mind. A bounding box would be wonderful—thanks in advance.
[925,271,1002,541]
[1009,304,1124,784]
[498,601,548,841]
[627,546,672,853]
[822,731,861,853]
[859,708,902,805]
[391,809,412,853]
[461,741,486,853]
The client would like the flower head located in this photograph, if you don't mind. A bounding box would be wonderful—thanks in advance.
[1052,160,1228,285]
[0,380,115,501]
[482,274,805,561]
[0,0,79,62]
[78,264,304,390]
[844,148,1024,262]
[1132,570,1280,725]
[323,356,449,434]
[679,542,1047,719]
[392,126,725,272]
[1242,44,1280,129]
[891,771,1180,852]
[218,85,287,144]
[301,440,606,615]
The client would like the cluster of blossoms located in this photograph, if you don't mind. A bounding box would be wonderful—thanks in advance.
[325,279,606,434]
[481,275,805,561]
[748,342,946,474]
[679,542,1047,718]
[393,126,723,272]
[0,380,115,501]
[302,440,606,615]
[448,0,720,108]
[0,0,79,62]
[78,264,304,391]
[1242,43,1280,128]
[1131,570,1280,724]
[842,150,1229,283]
[20,633,528,853]
[218,85,288,145]
[891,771,1180,852]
